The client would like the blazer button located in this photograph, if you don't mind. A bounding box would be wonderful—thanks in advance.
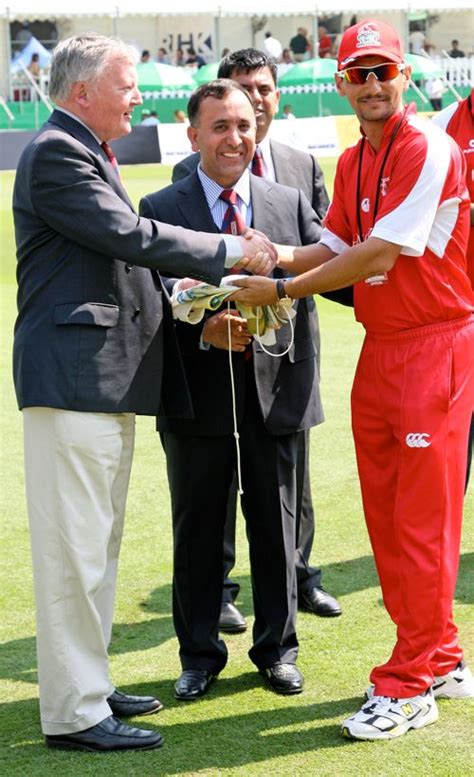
[132,308,141,320]
[125,263,132,273]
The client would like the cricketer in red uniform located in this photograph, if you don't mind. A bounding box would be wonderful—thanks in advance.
[232,20,474,740]
[432,90,474,492]
[432,89,474,285]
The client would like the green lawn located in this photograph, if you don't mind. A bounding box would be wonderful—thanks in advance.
[0,164,472,776]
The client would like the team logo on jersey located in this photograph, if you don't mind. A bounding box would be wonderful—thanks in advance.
[380,177,390,196]
[356,23,381,50]
[361,197,370,212]
[406,433,431,448]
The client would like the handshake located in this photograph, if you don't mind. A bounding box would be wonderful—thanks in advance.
[235,228,277,277]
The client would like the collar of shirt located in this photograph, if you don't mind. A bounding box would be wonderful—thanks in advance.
[54,107,102,146]
[197,165,252,230]
[254,134,276,182]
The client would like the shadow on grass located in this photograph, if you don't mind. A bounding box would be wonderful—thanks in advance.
[0,692,359,772]
[1,552,471,688]
[137,551,474,614]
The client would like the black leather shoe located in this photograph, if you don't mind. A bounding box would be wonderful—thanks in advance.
[219,602,247,633]
[259,663,304,695]
[45,715,163,752]
[107,689,164,717]
[174,669,216,701]
[299,586,342,617]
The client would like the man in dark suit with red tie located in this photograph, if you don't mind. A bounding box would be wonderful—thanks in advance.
[140,80,325,700]
[173,48,344,632]
[12,34,275,753]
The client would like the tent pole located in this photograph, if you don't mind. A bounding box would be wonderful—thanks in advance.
[6,6,13,100]
[312,6,319,59]
[113,6,119,37]
[214,8,221,60]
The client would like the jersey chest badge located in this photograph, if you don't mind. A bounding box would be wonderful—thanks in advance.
[380,177,390,196]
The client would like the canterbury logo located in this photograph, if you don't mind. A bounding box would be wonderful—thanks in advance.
[406,433,431,448]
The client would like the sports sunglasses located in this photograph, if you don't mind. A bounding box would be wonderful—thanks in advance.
[337,62,406,84]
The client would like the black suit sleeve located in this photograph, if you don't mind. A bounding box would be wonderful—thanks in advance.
[297,189,353,307]
[309,157,353,306]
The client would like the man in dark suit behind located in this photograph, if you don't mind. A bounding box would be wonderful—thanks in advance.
[12,34,275,753]
[140,79,325,700]
[173,48,343,632]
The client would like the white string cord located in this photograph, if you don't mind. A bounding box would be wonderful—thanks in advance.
[254,302,295,357]
[226,297,296,497]
[227,301,244,496]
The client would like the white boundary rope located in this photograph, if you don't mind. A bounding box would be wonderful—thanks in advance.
[226,297,296,496]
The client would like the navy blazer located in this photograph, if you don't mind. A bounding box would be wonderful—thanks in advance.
[13,110,227,415]
[140,172,325,436]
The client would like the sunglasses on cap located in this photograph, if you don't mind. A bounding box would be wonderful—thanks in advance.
[337,62,405,84]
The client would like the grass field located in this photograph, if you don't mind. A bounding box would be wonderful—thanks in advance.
[0,163,472,776]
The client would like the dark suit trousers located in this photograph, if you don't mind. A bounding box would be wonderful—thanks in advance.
[221,428,321,604]
[163,368,299,673]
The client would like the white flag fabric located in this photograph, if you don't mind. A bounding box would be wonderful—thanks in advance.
[171,275,295,346]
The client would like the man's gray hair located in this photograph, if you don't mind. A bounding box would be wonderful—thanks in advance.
[49,33,138,102]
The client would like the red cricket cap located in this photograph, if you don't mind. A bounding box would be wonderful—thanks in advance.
[337,19,404,69]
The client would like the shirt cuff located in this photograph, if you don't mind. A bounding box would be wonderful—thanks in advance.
[222,235,244,268]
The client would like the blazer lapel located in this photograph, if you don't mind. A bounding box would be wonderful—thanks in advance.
[269,140,293,185]
[250,174,275,235]
[176,172,220,233]
[47,109,135,211]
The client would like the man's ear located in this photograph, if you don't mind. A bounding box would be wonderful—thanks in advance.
[187,125,199,152]
[403,64,412,91]
[274,88,281,115]
[335,74,345,97]
[70,81,90,108]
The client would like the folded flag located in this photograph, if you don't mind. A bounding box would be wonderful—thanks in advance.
[171,275,295,346]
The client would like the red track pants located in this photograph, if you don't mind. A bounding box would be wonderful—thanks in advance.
[351,315,474,698]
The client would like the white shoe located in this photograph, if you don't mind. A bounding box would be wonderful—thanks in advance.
[432,661,474,699]
[341,691,438,740]
[365,661,474,701]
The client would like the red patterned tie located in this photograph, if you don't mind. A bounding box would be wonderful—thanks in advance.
[220,189,253,360]
[251,146,265,178]
[220,189,246,236]
[101,141,120,178]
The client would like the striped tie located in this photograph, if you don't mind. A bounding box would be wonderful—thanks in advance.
[220,189,253,361]
[251,146,265,177]
[220,189,246,236]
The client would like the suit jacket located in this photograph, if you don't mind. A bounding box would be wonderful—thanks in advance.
[172,138,329,222]
[12,110,227,416]
[140,171,324,436]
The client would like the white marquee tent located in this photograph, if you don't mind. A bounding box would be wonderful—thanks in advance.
[1,1,472,98]
[2,1,473,16]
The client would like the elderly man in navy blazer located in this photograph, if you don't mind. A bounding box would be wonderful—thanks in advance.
[140,79,324,701]
[12,33,276,753]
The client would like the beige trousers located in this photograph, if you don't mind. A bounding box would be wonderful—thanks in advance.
[23,407,135,735]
